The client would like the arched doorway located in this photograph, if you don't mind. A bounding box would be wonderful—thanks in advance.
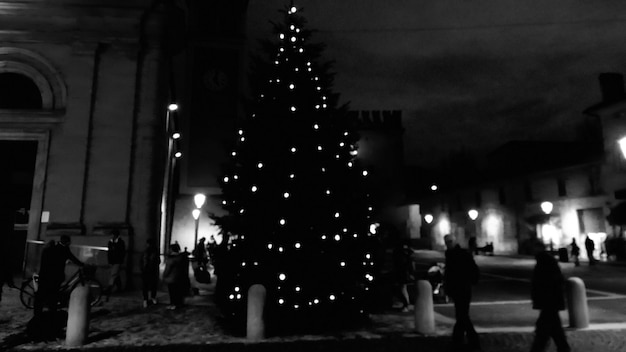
[0,55,59,275]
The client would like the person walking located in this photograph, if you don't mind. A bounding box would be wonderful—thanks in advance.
[105,230,126,298]
[393,239,415,312]
[584,235,596,265]
[443,234,481,351]
[141,239,160,308]
[530,251,571,352]
[163,243,190,310]
[193,237,208,269]
[569,238,580,267]
[35,236,84,315]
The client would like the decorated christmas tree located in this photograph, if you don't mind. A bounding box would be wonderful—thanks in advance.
[216,3,378,332]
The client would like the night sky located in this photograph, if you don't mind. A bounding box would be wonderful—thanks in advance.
[247,0,626,168]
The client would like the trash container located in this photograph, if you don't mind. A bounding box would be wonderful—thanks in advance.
[558,247,569,263]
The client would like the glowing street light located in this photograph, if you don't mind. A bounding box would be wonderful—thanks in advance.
[192,193,206,248]
[194,194,206,209]
[168,103,179,111]
[431,184,438,191]
[424,214,434,224]
[468,209,478,221]
[541,201,553,215]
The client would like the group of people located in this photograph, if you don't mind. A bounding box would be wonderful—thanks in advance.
[569,235,597,266]
[442,233,571,352]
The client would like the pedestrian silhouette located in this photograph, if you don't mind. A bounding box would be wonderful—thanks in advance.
[163,243,190,310]
[141,238,160,308]
[569,238,580,266]
[105,230,126,299]
[585,235,596,265]
[530,251,570,352]
[393,238,415,312]
[443,234,480,351]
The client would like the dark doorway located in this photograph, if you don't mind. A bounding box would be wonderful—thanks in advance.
[0,140,37,274]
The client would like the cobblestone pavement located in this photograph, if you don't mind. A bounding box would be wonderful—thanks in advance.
[2,253,626,351]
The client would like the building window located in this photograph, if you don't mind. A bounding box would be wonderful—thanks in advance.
[0,72,42,109]
[557,179,567,197]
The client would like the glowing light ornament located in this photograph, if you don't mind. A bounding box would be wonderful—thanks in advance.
[316,86,321,91]
[279,33,285,39]
[279,218,286,225]
[290,6,297,13]
[223,176,230,183]
[313,123,319,129]
[334,234,341,241]
[295,242,301,249]
[291,147,296,153]
[339,142,345,147]
[291,106,297,112]
[283,192,290,198]
[222,200,227,205]
[257,162,264,169]
[240,137,245,142]
[325,190,331,195]
[340,261,346,267]
[267,243,273,249]
[329,294,336,301]
[289,83,295,90]
[299,48,303,53]
[279,273,286,281]
[291,37,297,42]
[278,246,284,252]
[278,298,285,305]
[315,105,320,109]
[362,170,369,177]
[231,151,236,156]
[347,162,353,168]
[251,185,258,192]
[289,173,295,179]
[317,145,323,151]
[290,25,295,30]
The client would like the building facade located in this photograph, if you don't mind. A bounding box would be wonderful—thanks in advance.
[0,0,172,285]
[414,74,626,260]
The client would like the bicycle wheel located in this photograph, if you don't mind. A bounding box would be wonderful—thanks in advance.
[20,279,37,309]
[84,279,103,306]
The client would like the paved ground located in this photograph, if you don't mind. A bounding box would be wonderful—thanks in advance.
[1,251,626,351]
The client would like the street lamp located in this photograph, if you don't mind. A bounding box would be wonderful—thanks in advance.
[468,209,478,221]
[192,194,206,246]
[541,201,553,215]
[424,214,434,224]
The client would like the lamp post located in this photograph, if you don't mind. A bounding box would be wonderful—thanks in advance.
[192,194,206,247]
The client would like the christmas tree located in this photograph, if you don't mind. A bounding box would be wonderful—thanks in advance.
[217,3,378,332]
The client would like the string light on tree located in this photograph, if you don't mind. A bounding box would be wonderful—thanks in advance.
[217,2,377,327]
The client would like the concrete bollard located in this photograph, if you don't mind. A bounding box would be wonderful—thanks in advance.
[414,280,435,334]
[246,284,266,340]
[566,277,589,329]
[66,284,90,347]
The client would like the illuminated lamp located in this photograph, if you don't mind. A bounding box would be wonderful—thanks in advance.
[168,103,178,111]
[424,214,434,224]
[468,209,479,220]
[541,201,553,215]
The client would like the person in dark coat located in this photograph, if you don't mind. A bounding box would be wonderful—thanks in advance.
[141,239,160,308]
[106,230,126,297]
[530,251,571,352]
[444,234,480,351]
[584,235,596,265]
[163,243,190,309]
[393,239,415,312]
[569,238,580,267]
[35,235,84,317]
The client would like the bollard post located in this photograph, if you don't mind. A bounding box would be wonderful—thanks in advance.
[66,284,90,347]
[247,284,266,340]
[566,277,589,329]
[414,280,435,334]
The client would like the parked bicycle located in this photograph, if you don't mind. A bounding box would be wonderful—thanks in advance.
[20,264,103,309]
